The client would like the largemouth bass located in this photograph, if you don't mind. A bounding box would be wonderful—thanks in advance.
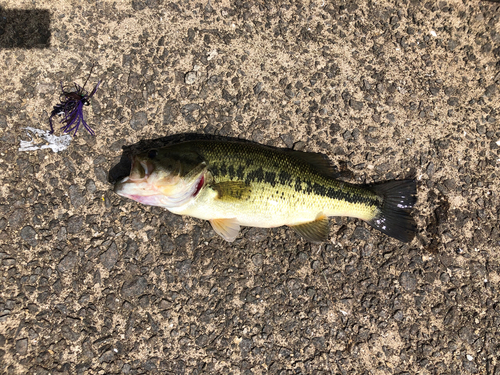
[114,140,417,243]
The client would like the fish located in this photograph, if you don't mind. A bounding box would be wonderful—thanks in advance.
[114,140,417,243]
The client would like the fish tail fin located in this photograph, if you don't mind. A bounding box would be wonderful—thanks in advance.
[367,179,417,243]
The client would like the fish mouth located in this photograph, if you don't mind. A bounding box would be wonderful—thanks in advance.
[129,158,154,181]
[113,157,155,196]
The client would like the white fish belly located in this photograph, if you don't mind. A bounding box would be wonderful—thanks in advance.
[170,186,376,228]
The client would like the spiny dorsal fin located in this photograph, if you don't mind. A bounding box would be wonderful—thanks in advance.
[289,214,329,242]
[211,181,252,201]
[282,149,337,177]
[210,218,240,242]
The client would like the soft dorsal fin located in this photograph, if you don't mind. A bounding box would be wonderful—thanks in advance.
[282,149,337,177]
[210,218,241,242]
[289,214,329,242]
[211,181,252,201]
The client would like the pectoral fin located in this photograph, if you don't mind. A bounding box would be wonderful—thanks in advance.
[210,218,241,242]
[289,214,329,242]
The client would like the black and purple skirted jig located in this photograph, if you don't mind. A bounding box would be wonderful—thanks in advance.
[49,67,100,136]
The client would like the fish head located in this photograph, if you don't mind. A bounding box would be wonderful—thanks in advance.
[114,148,206,208]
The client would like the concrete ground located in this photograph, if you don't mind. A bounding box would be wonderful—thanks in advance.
[1,0,499,374]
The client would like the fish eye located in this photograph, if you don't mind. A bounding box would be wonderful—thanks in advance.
[148,149,158,159]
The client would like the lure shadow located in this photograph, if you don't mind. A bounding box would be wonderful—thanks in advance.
[0,8,51,48]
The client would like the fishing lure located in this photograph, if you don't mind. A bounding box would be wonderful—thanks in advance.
[49,66,100,136]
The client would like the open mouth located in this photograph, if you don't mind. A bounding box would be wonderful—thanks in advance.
[114,157,154,197]
[129,158,154,181]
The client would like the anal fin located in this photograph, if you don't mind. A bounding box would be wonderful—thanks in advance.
[210,218,241,242]
[289,214,329,242]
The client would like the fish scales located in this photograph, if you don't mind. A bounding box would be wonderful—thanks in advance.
[114,140,417,243]
[194,141,380,218]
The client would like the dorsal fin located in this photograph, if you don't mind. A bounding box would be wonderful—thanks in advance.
[282,149,338,177]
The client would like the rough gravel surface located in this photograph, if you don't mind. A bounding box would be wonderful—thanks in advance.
[1,1,500,374]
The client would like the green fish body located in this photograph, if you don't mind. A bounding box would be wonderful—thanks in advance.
[114,140,417,243]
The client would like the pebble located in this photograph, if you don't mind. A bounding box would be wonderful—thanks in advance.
[293,141,306,151]
[239,337,252,354]
[20,225,37,247]
[349,99,363,110]
[246,227,267,242]
[99,350,115,363]
[253,82,263,95]
[2,258,16,266]
[195,334,209,347]
[352,226,371,241]
[160,234,175,255]
[57,226,67,241]
[399,271,417,292]
[484,84,497,97]
[86,179,97,194]
[94,167,107,183]
[9,209,26,229]
[176,259,192,276]
[361,244,373,257]
[67,215,83,234]
[163,102,179,124]
[476,124,486,135]
[184,71,197,85]
[121,276,148,298]
[426,162,435,177]
[57,251,77,273]
[393,310,404,321]
[280,133,294,148]
[142,359,157,371]
[251,253,263,267]
[440,272,450,283]
[174,234,190,248]
[16,338,28,356]
[374,162,390,173]
[130,111,148,130]
[343,130,352,141]
[69,185,86,208]
[100,242,118,270]
[252,129,265,143]
[287,278,300,290]
[181,103,200,113]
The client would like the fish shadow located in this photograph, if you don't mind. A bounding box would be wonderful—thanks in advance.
[108,133,267,183]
